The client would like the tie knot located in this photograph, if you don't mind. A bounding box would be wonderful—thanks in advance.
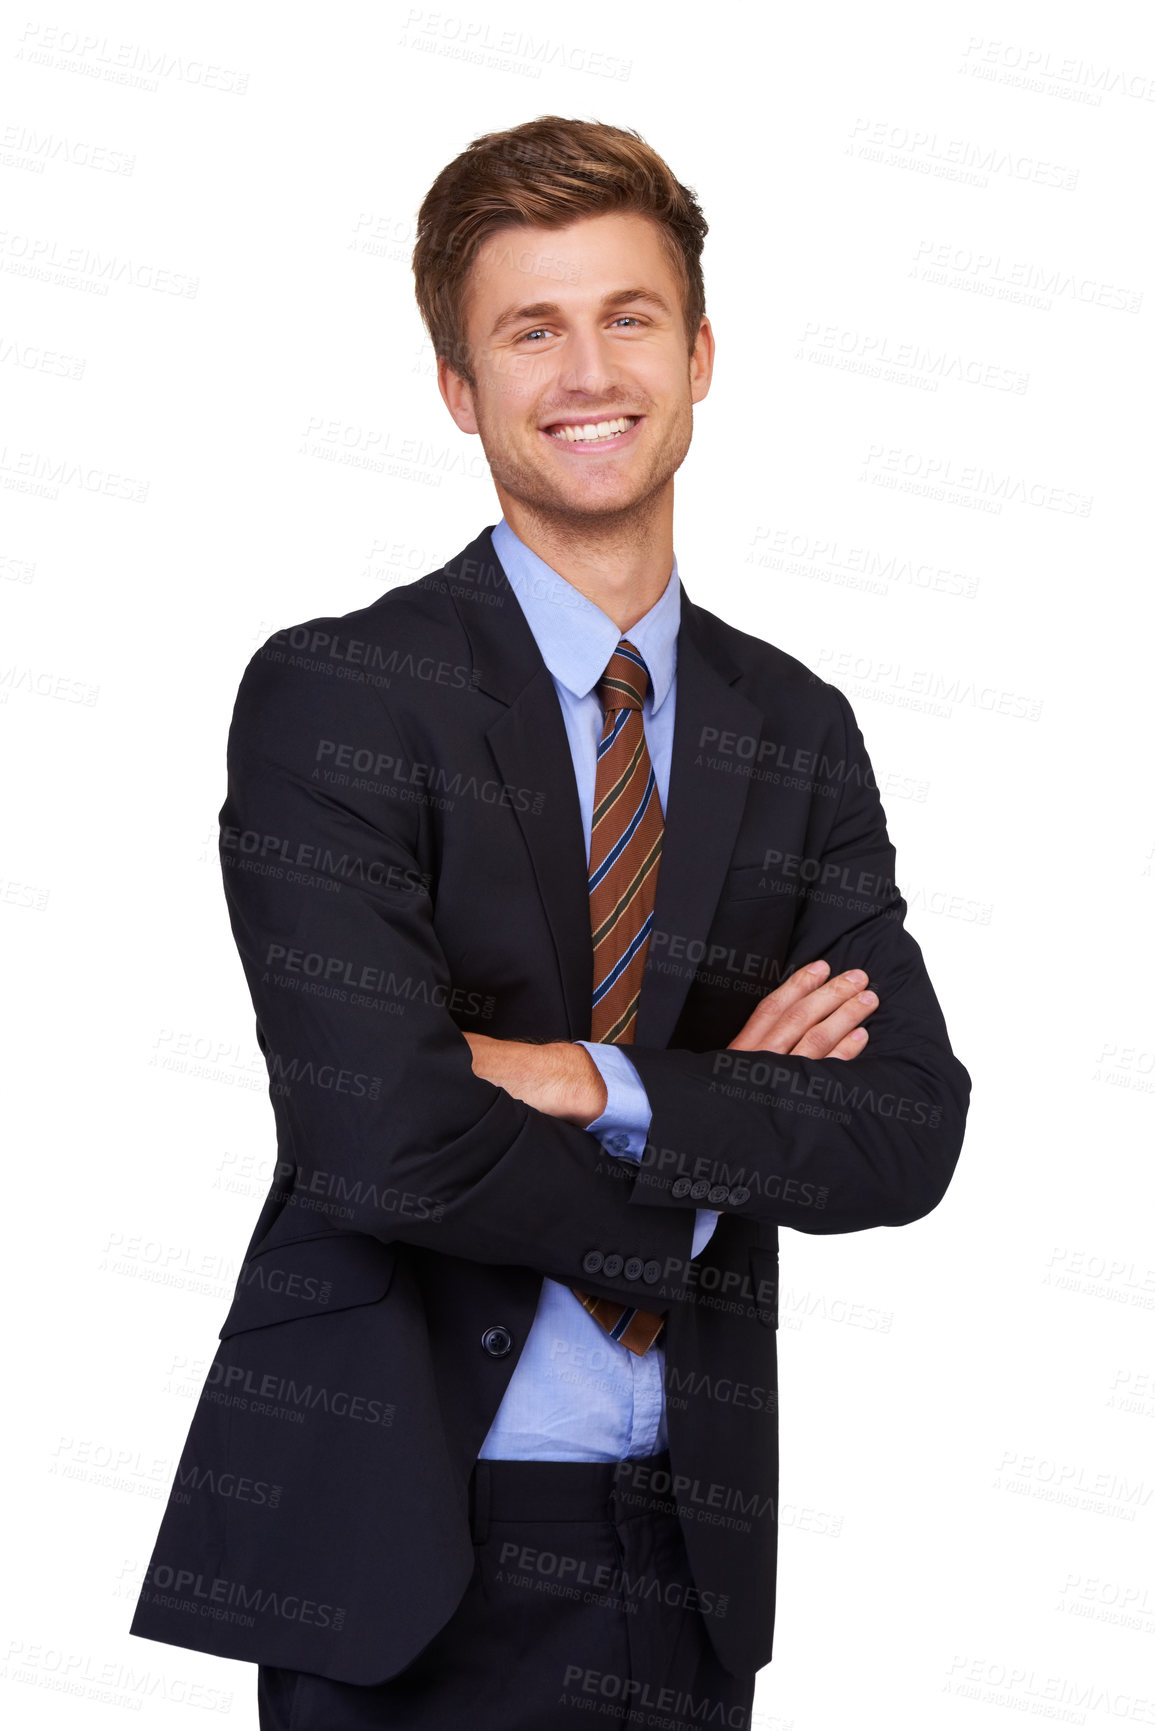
[597,638,650,714]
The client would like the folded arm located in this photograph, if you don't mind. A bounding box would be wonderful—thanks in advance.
[466,1035,722,1260]
[217,638,695,1306]
[613,684,971,1234]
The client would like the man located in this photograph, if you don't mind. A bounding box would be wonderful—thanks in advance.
[129,116,970,1727]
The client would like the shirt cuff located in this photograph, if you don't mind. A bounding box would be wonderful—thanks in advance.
[691,1209,720,1259]
[575,1041,652,1158]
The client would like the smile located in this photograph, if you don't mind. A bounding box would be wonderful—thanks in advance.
[541,415,642,451]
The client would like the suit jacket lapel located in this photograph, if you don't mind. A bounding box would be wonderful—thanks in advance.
[636,622,763,1049]
[487,667,596,1042]
[444,527,764,1050]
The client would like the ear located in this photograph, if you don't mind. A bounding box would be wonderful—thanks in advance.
[438,354,480,435]
[689,315,715,406]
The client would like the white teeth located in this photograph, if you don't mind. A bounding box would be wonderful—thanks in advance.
[548,416,635,443]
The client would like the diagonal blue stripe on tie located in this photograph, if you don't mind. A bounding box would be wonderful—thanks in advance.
[608,1307,638,1342]
[592,911,654,1007]
[588,767,657,893]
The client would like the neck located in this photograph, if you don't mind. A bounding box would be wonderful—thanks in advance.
[497,489,674,632]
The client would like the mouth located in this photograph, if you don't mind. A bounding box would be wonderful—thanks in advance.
[539,414,643,453]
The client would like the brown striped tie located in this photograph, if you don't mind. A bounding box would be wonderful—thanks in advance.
[571,638,667,1356]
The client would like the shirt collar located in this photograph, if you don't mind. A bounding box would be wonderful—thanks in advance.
[491,517,680,714]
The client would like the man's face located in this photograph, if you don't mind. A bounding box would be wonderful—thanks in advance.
[438,211,713,528]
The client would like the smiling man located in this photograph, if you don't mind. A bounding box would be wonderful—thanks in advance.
[129,117,970,1729]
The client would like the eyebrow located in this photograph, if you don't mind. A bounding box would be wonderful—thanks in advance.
[488,287,674,341]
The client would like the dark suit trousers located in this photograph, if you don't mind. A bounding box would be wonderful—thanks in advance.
[257,1449,757,1729]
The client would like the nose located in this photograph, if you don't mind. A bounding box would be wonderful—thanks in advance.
[554,323,622,400]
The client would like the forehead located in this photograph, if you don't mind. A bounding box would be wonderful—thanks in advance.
[466,211,676,330]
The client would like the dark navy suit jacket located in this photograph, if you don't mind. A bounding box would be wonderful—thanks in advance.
[129,524,970,1683]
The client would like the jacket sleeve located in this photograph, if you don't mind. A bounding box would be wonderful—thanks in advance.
[617,683,972,1234]
[577,1041,720,1258]
[217,636,694,1305]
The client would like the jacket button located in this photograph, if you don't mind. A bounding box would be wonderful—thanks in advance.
[582,1250,605,1276]
[689,1179,711,1201]
[671,1177,693,1198]
[642,1259,662,1285]
[707,1184,729,1205]
[481,1325,513,1358]
[729,1186,751,1206]
[602,1253,624,1278]
[624,1256,644,1281]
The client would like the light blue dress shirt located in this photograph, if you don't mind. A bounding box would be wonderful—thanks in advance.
[478,516,719,1463]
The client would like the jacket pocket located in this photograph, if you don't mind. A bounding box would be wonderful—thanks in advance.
[748,1245,779,1328]
[218,1231,397,1339]
[718,863,797,904]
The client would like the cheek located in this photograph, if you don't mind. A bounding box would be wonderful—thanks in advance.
[476,373,536,428]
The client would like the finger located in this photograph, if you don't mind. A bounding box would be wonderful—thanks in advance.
[826,1027,870,1061]
[726,959,832,1051]
[727,959,839,1050]
[731,966,872,1054]
[789,990,877,1060]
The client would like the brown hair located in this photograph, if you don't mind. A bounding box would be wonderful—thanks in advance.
[412,116,709,388]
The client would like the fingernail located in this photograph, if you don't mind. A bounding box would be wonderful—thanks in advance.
[806,961,828,976]
[845,969,867,986]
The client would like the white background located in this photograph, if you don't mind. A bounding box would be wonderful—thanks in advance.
[3,2,1153,1726]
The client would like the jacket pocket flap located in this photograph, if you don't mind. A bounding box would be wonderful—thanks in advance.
[218,1232,397,1339]
[719,863,797,903]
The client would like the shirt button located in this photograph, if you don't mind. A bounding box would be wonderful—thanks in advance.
[582,1250,605,1275]
[481,1325,513,1358]
[624,1256,644,1281]
[609,1134,629,1153]
[602,1253,624,1278]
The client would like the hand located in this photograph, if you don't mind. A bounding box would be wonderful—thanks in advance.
[728,959,877,1060]
[461,1033,608,1127]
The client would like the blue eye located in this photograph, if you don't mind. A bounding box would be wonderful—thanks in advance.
[516,316,646,344]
